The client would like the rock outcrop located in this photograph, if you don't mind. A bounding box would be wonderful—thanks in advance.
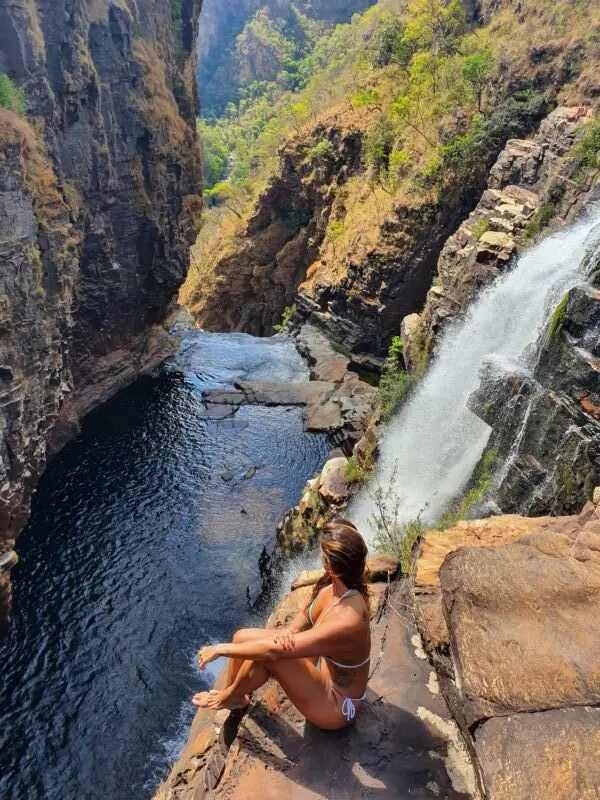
[189,115,364,336]
[414,495,600,799]
[0,0,203,623]
[155,567,478,800]
[406,107,600,515]
[417,106,594,352]
[201,324,376,446]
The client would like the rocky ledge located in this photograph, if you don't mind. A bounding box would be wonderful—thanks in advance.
[202,324,376,452]
[155,557,478,800]
[414,492,600,799]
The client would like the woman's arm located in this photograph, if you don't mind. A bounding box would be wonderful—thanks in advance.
[197,619,352,669]
[285,607,311,635]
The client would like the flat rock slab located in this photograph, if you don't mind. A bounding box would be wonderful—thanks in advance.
[294,324,350,383]
[440,528,600,725]
[474,706,600,800]
[203,382,336,408]
[413,515,567,658]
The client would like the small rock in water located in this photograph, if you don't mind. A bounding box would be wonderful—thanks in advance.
[221,471,235,482]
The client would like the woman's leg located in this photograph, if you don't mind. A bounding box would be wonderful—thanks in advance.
[192,628,267,709]
[223,628,266,688]
[204,657,347,730]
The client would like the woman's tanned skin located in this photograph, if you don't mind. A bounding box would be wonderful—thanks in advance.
[192,520,371,731]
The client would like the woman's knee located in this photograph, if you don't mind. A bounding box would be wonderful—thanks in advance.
[232,627,259,643]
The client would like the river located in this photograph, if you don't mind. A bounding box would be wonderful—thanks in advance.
[0,329,329,800]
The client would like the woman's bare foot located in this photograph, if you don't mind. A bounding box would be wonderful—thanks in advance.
[192,690,250,711]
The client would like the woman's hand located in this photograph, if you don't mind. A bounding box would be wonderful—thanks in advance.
[273,627,296,653]
[196,645,221,670]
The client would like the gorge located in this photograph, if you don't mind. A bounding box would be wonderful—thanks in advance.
[2,0,600,799]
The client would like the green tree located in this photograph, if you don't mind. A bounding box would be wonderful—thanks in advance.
[462,47,497,113]
[204,182,246,218]
[0,74,25,116]
[197,119,230,188]
[367,13,412,69]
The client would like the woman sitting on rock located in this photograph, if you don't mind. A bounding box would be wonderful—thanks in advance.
[192,518,371,730]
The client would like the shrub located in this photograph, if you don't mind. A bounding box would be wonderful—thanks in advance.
[367,464,424,575]
[570,119,600,181]
[376,363,417,420]
[524,201,557,240]
[0,74,25,116]
[307,139,335,165]
[273,303,297,332]
[345,456,373,484]
[545,292,569,342]
[436,448,498,529]
[471,218,489,241]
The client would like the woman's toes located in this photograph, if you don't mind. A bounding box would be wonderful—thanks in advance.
[191,692,212,708]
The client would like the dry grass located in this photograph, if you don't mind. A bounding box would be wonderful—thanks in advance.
[81,0,135,25]
[487,0,600,105]
[185,0,600,317]
[23,0,45,59]
[133,39,189,149]
[0,110,77,246]
[179,205,247,309]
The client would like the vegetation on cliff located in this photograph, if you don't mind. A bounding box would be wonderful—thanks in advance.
[0,74,25,116]
[183,0,600,330]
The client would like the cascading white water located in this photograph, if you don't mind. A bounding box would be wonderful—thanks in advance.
[350,211,600,543]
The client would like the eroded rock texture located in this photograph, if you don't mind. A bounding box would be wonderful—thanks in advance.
[191,117,363,336]
[415,499,600,799]
[155,573,476,800]
[417,106,593,353]
[408,107,600,516]
[0,0,203,623]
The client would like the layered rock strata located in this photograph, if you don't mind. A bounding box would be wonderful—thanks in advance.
[404,107,600,516]
[202,325,376,448]
[411,106,594,360]
[189,117,363,336]
[414,494,600,799]
[0,0,203,622]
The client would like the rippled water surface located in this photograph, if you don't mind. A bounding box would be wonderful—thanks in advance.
[0,331,329,800]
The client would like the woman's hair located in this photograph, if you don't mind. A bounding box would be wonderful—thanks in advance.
[308,517,369,605]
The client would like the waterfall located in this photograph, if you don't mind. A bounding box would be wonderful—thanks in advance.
[350,211,600,542]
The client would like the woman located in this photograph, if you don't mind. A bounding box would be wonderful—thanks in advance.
[192,518,371,731]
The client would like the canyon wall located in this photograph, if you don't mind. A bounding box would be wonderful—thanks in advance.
[0,0,203,623]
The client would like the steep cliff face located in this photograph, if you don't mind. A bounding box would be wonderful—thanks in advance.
[0,0,203,623]
[190,113,363,334]
[192,99,545,358]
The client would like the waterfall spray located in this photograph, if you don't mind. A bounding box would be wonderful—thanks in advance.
[350,211,600,544]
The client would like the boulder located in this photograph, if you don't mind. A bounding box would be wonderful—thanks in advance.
[440,530,600,726]
[318,456,350,504]
[474,707,600,800]
[367,553,400,582]
[413,515,558,660]
[290,554,400,590]
[400,313,423,372]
